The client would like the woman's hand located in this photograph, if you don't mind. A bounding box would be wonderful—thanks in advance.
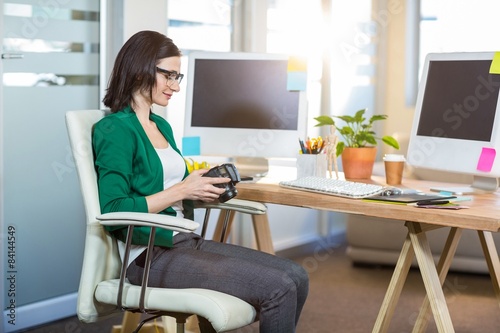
[178,169,230,202]
[145,168,230,213]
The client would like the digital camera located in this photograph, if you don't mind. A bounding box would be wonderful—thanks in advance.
[202,163,241,202]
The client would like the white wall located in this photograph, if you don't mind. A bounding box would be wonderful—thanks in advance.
[123,0,168,38]
[123,0,169,118]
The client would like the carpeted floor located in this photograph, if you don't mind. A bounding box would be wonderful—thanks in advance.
[293,244,500,333]
[22,241,499,333]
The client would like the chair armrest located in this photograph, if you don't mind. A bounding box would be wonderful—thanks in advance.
[98,212,200,311]
[195,198,267,215]
[96,212,199,233]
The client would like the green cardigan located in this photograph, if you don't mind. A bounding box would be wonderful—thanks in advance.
[93,106,194,247]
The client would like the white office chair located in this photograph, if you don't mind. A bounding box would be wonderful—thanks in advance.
[65,109,262,333]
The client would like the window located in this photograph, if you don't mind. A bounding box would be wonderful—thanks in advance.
[406,0,500,106]
[3,2,99,87]
[267,0,375,134]
[166,0,376,143]
[167,0,232,53]
[166,0,233,136]
[266,0,323,135]
[419,0,500,83]
[328,1,374,117]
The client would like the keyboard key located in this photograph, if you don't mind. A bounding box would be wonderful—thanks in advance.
[279,176,385,199]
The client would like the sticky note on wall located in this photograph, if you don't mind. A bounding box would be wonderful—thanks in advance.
[287,56,307,72]
[287,56,307,91]
[489,52,500,74]
[182,136,201,156]
[477,147,496,172]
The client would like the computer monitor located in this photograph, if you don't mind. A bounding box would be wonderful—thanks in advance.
[407,52,500,194]
[183,51,308,175]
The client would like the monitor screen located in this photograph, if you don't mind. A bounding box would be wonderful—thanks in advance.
[407,52,500,193]
[183,51,307,162]
[190,59,300,130]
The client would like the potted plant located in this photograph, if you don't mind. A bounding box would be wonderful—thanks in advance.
[314,108,399,179]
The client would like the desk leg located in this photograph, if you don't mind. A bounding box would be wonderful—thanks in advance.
[477,231,500,308]
[412,227,462,333]
[213,209,236,243]
[372,233,414,333]
[212,211,275,255]
[252,214,275,255]
[407,222,455,333]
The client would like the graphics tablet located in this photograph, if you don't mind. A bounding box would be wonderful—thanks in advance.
[365,193,456,204]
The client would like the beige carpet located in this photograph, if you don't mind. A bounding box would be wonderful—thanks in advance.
[293,244,500,333]
[23,242,499,333]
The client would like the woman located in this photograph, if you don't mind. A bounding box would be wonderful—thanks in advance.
[93,30,309,333]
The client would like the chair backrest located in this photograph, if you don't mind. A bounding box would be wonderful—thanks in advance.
[65,110,122,322]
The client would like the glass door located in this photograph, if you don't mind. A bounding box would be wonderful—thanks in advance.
[1,1,101,331]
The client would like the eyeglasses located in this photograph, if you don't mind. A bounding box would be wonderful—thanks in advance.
[156,67,184,85]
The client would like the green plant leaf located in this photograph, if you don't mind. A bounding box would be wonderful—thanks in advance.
[339,126,354,136]
[335,115,355,123]
[353,109,366,123]
[382,136,400,149]
[314,109,399,152]
[313,115,335,126]
[369,114,388,122]
[365,135,377,145]
[336,141,345,156]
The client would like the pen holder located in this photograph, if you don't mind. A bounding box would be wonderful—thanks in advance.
[296,154,327,179]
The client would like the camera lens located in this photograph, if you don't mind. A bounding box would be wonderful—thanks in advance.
[202,164,241,202]
[219,186,238,202]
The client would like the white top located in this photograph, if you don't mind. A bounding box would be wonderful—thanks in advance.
[118,145,187,268]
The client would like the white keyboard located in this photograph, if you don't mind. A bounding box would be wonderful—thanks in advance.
[279,176,386,199]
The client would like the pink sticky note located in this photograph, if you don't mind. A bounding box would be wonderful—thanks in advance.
[477,147,496,172]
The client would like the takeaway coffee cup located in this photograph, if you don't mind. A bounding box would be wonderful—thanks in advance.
[383,154,405,185]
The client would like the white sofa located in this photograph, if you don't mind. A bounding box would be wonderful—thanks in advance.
[345,133,500,274]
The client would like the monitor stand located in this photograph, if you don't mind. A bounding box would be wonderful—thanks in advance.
[430,175,499,195]
[233,156,269,178]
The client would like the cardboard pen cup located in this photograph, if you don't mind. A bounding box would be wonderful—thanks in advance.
[383,154,405,185]
[296,154,327,179]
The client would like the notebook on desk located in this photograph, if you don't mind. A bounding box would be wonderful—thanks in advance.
[365,193,456,204]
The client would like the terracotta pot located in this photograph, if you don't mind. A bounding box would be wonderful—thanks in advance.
[341,147,377,179]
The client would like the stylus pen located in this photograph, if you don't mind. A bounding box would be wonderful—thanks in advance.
[416,200,449,206]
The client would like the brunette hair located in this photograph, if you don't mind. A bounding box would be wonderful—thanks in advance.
[103,30,182,112]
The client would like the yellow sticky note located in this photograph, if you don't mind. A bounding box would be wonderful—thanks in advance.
[287,56,307,72]
[489,52,500,74]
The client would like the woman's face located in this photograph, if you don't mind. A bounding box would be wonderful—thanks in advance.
[153,56,182,107]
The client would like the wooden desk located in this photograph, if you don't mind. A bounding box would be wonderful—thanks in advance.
[233,176,500,333]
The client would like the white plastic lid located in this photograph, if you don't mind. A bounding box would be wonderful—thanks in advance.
[383,154,406,162]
